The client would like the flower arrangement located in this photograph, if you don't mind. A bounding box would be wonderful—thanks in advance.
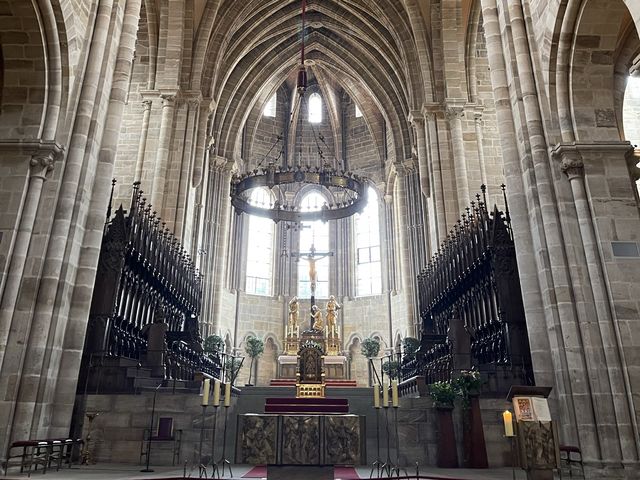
[452,369,482,409]
[429,381,456,408]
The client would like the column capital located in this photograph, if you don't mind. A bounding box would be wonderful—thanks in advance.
[29,151,57,179]
[184,90,203,108]
[422,102,444,120]
[141,99,153,109]
[445,105,465,120]
[551,141,635,180]
[407,110,425,126]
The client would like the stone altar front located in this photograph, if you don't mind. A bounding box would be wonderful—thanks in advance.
[236,414,365,465]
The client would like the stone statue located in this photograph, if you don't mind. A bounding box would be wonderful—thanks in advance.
[141,306,169,377]
[310,304,324,331]
[288,296,299,333]
[326,295,341,335]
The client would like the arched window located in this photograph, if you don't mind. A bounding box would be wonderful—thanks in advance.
[298,191,330,298]
[355,187,382,296]
[264,93,276,117]
[246,188,274,295]
[308,92,322,123]
[623,75,640,196]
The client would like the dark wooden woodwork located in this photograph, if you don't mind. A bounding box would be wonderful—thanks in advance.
[79,182,219,393]
[409,186,534,394]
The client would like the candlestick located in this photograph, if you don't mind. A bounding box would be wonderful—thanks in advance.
[503,410,514,437]
[201,379,210,406]
[391,380,399,407]
[382,382,389,407]
[373,383,380,408]
[296,326,299,337]
[212,379,221,406]
[224,381,232,407]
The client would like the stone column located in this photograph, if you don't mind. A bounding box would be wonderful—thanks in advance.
[409,113,434,253]
[555,143,640,465]
[473,107,488,188]
[0,151,57,370]
[134,98,153,182]
[393,168,417,336]
[423,106,447,243]
[478,0,558,416]
[446,104,470,209]
[151,92,177,210]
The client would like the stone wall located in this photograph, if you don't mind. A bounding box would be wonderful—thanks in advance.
[84,389,512,468]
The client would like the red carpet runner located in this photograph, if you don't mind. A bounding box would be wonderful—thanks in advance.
[242,465,360,479]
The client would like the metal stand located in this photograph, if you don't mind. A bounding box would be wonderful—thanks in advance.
[198,405,208,478]
[391,407,407,478]
[209,405,220,479]
[214,405,232,479]
[380,406,392,477]
[140,383,162,472]
[369,407,382,478]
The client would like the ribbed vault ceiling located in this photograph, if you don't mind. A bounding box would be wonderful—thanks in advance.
[190,0,434,168]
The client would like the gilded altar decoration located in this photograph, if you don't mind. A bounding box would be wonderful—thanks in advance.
[325,296,341,355]
[285,297,301,354]
[310,305,324,331]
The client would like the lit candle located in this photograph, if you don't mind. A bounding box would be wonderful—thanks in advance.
[391,380,399,407]
[212,379,221,406]
[382,382,389,407]
[503,410,514,437]
[201,379,210,406]
[373,383,380,408]
[224,381,232,407]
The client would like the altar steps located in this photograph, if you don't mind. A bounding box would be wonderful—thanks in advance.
[269,378,358,387]
[265,397,349,414]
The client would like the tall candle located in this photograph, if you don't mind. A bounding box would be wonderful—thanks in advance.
[224,381,232,407]
[391,380,399,407]
[382,382,389,407]
[503,410,514,437]
[373,383,380,408]
[296,326,299,337]
[212,379,221,406]
[201,379,210,406]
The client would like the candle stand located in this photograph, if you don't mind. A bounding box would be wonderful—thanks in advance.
[214,405,232,479]
[368,407,382,478]
[197,405,208,478]
[380,405,392,477]
[209,405,220,479]
[391,406,407,478]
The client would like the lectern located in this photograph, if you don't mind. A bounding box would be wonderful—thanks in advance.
[506,386,560,480]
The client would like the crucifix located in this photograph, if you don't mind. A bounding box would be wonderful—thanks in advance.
[291,238,334,329]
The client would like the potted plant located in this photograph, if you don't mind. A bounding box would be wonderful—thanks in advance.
[204,334,224,355]
[244,336,264,386]
[452,369,487,468]
[361,337,381,386]
[225,357,243,385]
[429,381,458,468]
[402,337,420,360]
[382,360,401,380]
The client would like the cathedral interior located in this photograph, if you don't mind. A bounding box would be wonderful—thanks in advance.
[0,0,640,478]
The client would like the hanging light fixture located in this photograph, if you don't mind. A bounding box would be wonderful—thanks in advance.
[229,0,368,223]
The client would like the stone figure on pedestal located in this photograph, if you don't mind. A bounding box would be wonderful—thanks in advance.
[141,306,169,377]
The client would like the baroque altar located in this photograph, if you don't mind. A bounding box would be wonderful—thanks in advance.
[278,294,347,381]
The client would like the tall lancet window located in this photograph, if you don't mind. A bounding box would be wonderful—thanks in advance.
[298,191,330,299]
[355,187,382,296]
[246,188,274,296]
[308,92,322,123]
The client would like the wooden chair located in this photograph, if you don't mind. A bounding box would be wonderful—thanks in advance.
[4,440,49,476]
[559,445,584,478]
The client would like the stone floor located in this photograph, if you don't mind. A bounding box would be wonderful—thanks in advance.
[2,463,545,479]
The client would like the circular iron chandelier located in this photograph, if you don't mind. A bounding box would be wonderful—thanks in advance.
[229,0,369,224]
